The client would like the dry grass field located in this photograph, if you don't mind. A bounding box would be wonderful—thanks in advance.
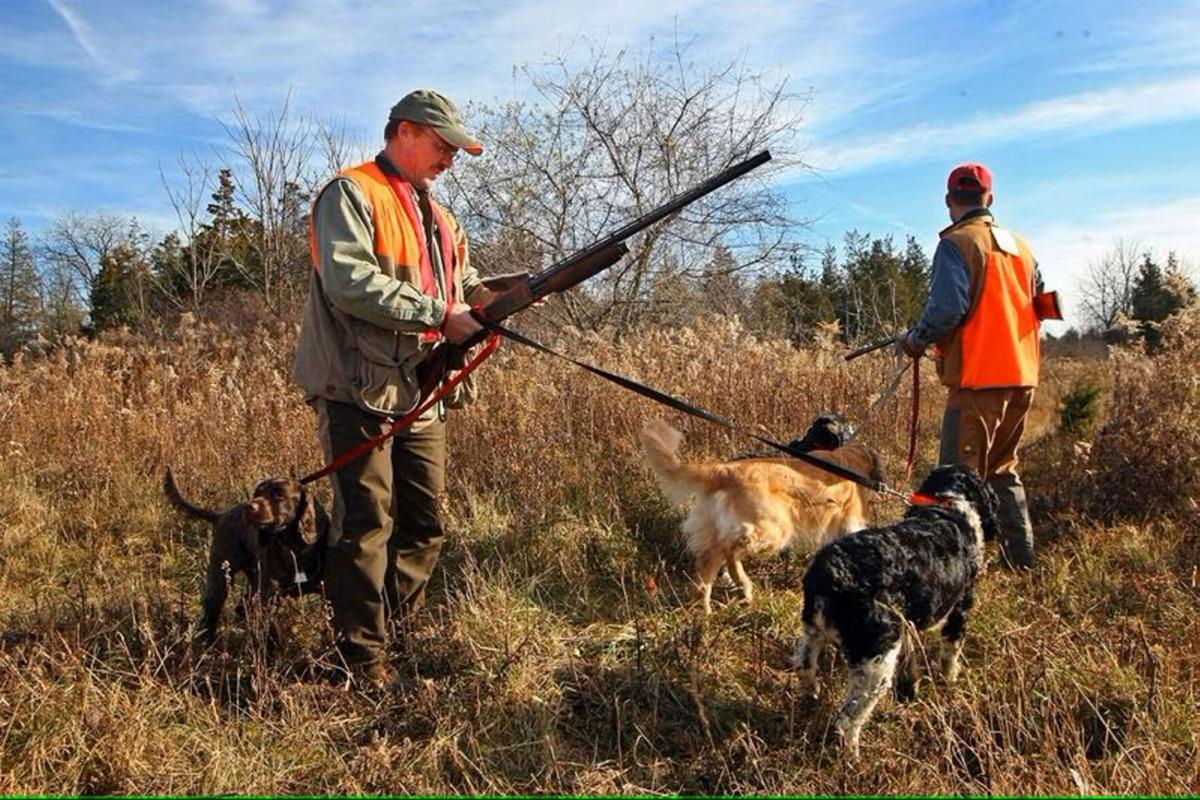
[1,309,1197,795]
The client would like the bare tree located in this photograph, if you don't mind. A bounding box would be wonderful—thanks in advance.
[157,154,226,311]
[38,254,86,338]
[219,92,319,308]
[1077,238,1140,333]
[444,35,809,332]
[40,210,132,305]
[315,116,372,182]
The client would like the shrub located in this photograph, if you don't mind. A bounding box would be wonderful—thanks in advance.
[1076,307,1200,521]
[1059,381,1101,435]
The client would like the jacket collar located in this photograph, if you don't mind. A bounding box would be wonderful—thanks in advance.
[939,207,993,237]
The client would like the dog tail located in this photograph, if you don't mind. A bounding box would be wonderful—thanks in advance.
[163,466,222,524]
[638,419,711,505]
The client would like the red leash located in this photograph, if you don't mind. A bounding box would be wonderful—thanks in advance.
[299,333,501,485]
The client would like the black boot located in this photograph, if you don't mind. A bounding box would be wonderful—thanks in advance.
[989,474,1035,569]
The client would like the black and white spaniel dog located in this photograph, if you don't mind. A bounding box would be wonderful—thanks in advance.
[791,463,1000,758]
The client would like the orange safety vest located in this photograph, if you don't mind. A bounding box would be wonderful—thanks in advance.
[935,215,1040,389]
[309,160,462,340]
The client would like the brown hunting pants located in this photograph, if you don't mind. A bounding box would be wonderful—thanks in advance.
[938,386,1037,567]
[315,398,447,667]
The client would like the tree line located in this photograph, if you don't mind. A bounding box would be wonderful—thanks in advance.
[0,199,932,357]
[1,38,1193,359]
[0,39,937,359]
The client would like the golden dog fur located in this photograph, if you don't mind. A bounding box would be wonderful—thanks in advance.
[639,418,881,613]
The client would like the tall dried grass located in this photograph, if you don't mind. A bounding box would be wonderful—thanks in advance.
[0,313,1196,794]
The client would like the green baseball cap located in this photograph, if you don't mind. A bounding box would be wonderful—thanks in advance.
[388,88,483,156]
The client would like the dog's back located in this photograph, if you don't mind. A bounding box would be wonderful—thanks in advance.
[716,443,879,549]
[641,417,886,613]
[804,507,982,637]
[639,420,876,556]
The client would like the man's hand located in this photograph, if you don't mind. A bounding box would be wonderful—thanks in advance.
[441,302,484,344]
[893,329,926,359]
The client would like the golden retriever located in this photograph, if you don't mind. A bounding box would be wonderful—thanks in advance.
[639,417,882,613]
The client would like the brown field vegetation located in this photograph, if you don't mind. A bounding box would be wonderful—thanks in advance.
[0,308,1197,794]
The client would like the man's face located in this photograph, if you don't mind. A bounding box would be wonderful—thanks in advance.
[391,122,459,188]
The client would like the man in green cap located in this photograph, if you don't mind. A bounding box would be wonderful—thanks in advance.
[293,88,491,686]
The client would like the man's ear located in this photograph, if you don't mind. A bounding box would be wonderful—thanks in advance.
[985,192,994,208]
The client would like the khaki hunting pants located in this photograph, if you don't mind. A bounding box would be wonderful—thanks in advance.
[315,398,447,667]
[938,386,1036,567]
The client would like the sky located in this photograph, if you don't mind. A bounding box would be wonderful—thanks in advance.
[3,0,1200,331]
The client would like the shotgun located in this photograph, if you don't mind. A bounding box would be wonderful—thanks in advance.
[417,149,772,394]
[843,333,902,362]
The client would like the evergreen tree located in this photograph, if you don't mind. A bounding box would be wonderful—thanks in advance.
[89,240,152,332]
[837,232,930,340]
[1163,251,1197,311]
[1130,251,1188,350]
[1131,252,1175,323]
[0,217,42,355]
[202,167,260,289]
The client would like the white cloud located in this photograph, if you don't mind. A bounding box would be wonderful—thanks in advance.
[45,0,137,82]
[805,73,1200,176]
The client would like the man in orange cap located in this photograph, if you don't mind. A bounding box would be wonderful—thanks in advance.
[896,162,1046,568]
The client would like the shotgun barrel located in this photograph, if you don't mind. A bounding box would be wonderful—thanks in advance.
[418,150,773,394]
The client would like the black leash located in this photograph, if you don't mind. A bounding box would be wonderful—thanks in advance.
[476,316,911,502]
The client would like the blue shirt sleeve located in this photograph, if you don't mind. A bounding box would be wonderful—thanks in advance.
[912,238,971,347]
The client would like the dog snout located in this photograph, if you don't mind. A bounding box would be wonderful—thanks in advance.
[246,497,273,525]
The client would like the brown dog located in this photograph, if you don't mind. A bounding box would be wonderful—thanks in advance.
[640,417,882,614]
[163,467,329,642]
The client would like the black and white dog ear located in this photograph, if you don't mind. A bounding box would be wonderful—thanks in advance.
[956,467,1002,541]
[979,480,1002,542]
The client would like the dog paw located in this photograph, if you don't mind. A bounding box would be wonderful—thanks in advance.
[835,722,862,761]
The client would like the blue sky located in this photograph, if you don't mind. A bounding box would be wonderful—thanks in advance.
[3,0,1200,330]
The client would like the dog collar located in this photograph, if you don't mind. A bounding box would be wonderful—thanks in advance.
[908,491,955,507]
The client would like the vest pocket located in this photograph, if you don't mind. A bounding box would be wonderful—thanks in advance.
[352,356,419,416]
[348,321,423,416]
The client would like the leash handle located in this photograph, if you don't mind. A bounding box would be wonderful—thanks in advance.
[299,333,500,485]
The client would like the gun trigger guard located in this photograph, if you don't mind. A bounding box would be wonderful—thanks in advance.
[443,344,466,371]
